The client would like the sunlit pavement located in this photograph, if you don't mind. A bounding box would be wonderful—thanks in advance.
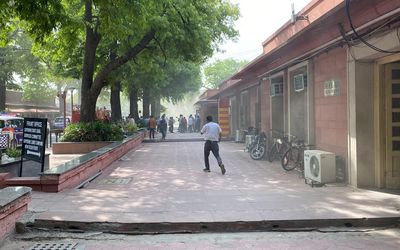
[143,130,204,141]
[28,137,400,229]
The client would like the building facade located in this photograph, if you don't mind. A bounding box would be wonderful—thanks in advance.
[197,0,400,189]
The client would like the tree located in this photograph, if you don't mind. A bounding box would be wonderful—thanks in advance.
[204,59,248,89]
[121,51,202,119]
[0,46,14,111]
[0,29,56,111]
[0,0,65,44]
[30,0,239,122]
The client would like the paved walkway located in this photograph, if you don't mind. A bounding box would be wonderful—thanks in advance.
[28,139,400,226]
[143,131,204,141]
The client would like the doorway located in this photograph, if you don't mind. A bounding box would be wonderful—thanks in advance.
[288,65,309,142]
[270,76,284,132]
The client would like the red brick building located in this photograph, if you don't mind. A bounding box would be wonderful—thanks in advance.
[197,0,400,189]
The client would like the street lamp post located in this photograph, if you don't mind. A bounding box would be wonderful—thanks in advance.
[68,87,76,116]
[57,90,67,129]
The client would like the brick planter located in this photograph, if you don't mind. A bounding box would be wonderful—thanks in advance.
[0,154,50,177]
[0,186,31,241]
[5,131,145,192]
[52,141,114,154]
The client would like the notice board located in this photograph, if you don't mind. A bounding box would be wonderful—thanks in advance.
[20,118,48,176]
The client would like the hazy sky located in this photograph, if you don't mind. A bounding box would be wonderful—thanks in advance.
[170,0,312,115]
[212,0,311,62]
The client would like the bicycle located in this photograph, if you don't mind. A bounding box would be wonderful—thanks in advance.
[281,140,313,171]
[249,132,267,160]
[243,127,257,152]
[267,131,291,162]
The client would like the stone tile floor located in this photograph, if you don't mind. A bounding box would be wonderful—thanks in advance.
[29,139,400,224]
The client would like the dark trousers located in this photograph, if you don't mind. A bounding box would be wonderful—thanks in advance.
[204,140,223,169]
[149,128,155,139]
[161,129,166,140]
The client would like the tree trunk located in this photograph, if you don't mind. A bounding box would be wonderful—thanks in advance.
[80,0,101,122]
[79,1,155,122]
[129,86,139,120]
[110,81,122,122]
[0,80,5,111]
[155,98,161,117]
[142,87,150,118]
[150,100,156,117]
[109,47,122,122]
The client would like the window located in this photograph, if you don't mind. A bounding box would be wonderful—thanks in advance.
[270,82,283,96]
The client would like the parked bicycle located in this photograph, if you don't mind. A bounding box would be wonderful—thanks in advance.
[267,131,291,162]
[243,127,257,152]
[249,132,267,160]
[281,140,313,171]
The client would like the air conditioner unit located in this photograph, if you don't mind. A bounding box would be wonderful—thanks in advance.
[304,150,336,185]
[293,74,307,92]
[235,130,242,142]
[270,82,283,97]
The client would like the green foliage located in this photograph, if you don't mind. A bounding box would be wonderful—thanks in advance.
[5,148,22,158]
[123,54,202,104]
[0,0,66,43]
[22,80,56,104]
[204,59,248,88]
[60,121,124,142]
[3,1,240,122]
[117,121,138,134]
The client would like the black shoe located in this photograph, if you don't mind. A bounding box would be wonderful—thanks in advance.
[203,168,210,172]
[219,164,226,175]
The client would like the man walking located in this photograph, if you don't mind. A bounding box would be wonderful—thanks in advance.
[159,114,168,140]
[148,115,156,139]
[200,115,226,174]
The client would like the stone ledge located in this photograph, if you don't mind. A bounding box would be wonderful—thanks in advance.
[5,131,145,192]
[0,173,12,188]
[0,186,32,241]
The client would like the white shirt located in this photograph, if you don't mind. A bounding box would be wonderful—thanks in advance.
[188,117,194,125]
[201,122,222,141]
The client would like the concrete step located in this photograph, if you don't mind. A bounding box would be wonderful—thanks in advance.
[19,217,400,235]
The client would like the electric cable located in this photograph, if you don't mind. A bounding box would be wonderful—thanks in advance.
[345,0,400,54]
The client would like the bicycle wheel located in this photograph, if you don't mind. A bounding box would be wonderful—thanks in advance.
[281,147,301,171]
[250,145,265,160]
[268,144,277,162]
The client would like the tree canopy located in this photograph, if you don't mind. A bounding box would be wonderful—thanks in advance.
[1,1,240,121]
[0,28,58,110]
[34,0,239,121]
[204,58,248,89]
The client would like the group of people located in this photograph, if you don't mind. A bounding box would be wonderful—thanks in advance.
[148,114,168,140]
[177,114,201,133]
[146,113,202,139]
[95,106,111,122]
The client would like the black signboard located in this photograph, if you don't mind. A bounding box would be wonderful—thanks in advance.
[20,118,47,176]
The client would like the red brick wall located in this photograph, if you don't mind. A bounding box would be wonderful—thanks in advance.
[0,194,31,240]
[314,47,347,158]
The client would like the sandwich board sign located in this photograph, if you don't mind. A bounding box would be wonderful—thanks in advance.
[19,118,47,176]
